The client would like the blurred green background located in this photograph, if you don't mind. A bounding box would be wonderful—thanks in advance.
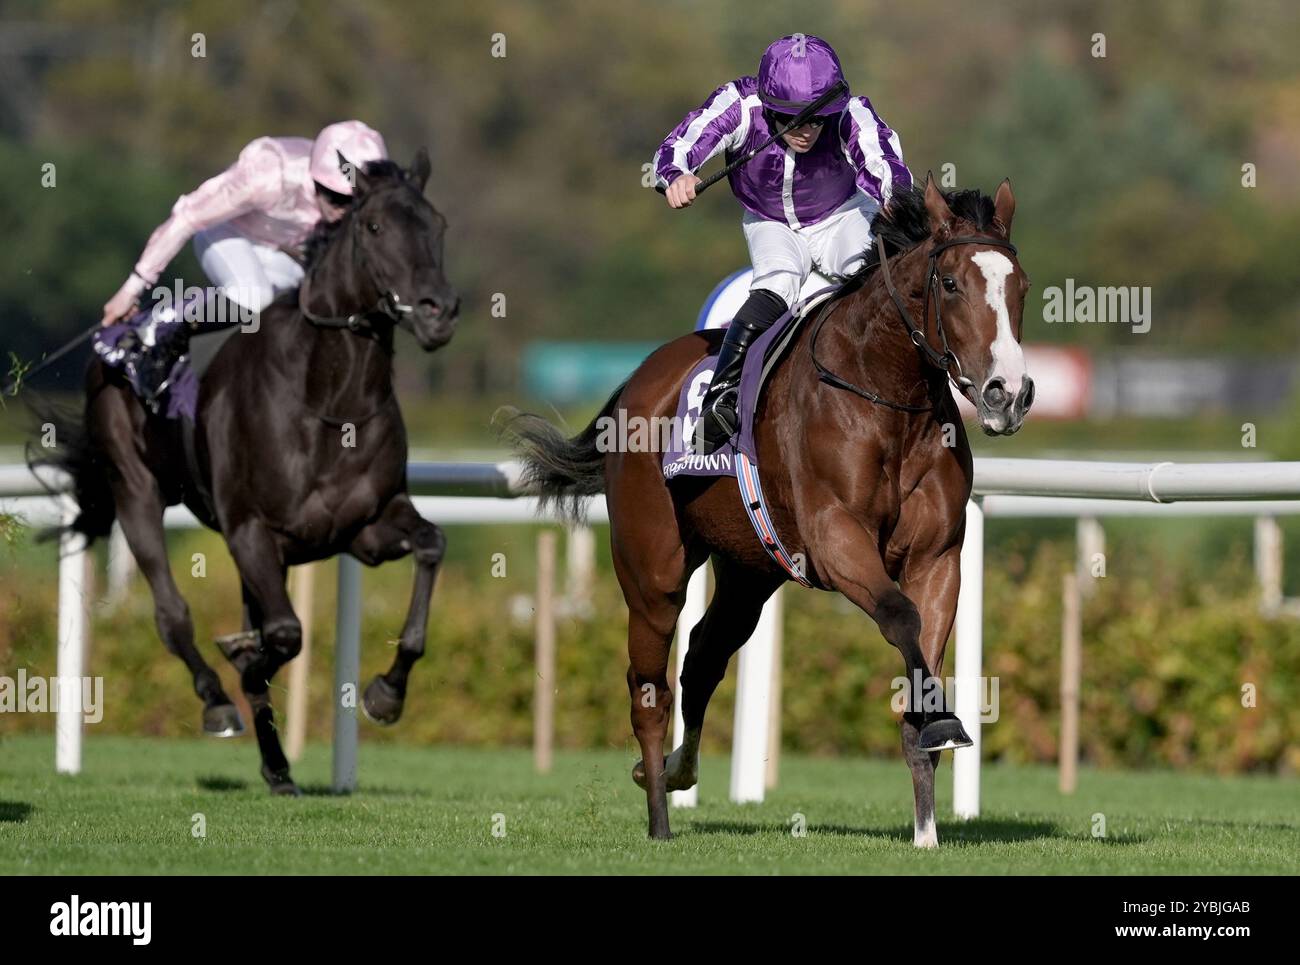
[2,1,1300,772]
[3,0,1299,395]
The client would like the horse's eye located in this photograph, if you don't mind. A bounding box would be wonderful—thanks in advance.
[367,221,381,234]
[942,276,958,293]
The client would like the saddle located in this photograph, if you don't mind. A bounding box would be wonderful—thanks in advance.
[93,299,244,524]
[661,278,848,586]
[94,296,244,422]
[662,279,843,482]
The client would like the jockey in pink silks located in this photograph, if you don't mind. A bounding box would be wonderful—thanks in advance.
[96,120,388,403]
[653,35,913,453]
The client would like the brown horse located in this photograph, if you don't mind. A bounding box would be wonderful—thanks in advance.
[508,176,1031,844]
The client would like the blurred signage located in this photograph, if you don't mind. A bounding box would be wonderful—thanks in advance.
[953,346,1093,420]
[525,341,1093,417]
[524,338,1297,420]
[523,341,661,404]
[1089,356,1297,418]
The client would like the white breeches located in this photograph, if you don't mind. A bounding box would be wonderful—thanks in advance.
[742,191,878,307]
[192,223,304,313]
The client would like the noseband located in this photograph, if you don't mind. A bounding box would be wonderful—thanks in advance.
[811,232,1018,412]
[298,201,417,341]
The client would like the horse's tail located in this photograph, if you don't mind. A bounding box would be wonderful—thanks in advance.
[25,393,116,546]
[497,380,626,524]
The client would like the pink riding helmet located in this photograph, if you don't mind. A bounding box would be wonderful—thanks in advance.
[309,120,389,195]
[757,34,850,116]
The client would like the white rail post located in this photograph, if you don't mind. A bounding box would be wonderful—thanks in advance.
[1059,571,1082,793]
[1076,516,1105,597]
[332,554,361,793]
[55,507,90,775]
[285,563,316,763]
[565,524,595,616]
[1255,515,1282,615]
[953,498,985,818]
[765,587,784,791]
[670,565,708,808]
[730,588,780,803]
[534,530,557,774]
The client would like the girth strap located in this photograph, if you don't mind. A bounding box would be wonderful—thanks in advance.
[736,452,813,588]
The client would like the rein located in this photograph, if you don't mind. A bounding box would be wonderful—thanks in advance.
[810,232,1018,412]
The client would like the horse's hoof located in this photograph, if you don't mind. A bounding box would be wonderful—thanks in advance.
[918,717,973,752]
[202,703,245,738]
[361,675,403,726]
[261,764,301,797]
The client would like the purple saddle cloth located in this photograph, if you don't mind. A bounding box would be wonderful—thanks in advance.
[661,285,838,481]
[93,305,213,422]
[95,321,199,422]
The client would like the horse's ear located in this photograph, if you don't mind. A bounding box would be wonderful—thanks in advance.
[408,148,431,192]
[993,177,1016,237]
[337,150,370,195]
[923,171,954,238]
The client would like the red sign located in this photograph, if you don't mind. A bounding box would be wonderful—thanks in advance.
[952,346,1091,420]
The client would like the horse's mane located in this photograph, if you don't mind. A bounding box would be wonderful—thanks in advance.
[849,185,998,281]
[300,159,411,269]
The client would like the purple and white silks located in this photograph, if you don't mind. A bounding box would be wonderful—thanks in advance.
[652,75,912,229]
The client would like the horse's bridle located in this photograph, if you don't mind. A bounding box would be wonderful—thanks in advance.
[811,232,1018,412]
[297,201,418,341]
[293,200,418,425]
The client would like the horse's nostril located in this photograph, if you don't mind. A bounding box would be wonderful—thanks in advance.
[418,296,459,321]
[1021,377,1036,411]
[983,378,1007,408]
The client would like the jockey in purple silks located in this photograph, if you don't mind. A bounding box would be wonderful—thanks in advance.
[96,120,388,406]
[653,34,913,453]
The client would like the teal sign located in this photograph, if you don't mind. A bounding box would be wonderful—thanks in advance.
[523,341,662,404]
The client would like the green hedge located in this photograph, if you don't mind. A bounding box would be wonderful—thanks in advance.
[2,523,1298,773]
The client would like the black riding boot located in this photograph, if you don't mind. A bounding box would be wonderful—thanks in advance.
[127,318,193,409]
[694,289,787,454]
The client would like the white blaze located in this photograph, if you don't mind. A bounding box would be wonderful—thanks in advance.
[971,250,1026,396]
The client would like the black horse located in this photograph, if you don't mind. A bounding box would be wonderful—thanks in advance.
[41,151,459,793]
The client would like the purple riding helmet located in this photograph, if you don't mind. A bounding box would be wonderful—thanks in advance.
[757,33,851,116]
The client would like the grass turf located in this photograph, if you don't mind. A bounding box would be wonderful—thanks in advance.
[1,734,1296,875]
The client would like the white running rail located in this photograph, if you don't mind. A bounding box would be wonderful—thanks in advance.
[4,459,1298,810]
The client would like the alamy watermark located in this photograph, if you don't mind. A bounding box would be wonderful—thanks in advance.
[594,407,693,454]
[0,671,103,723]
[890,670,999,723]
[150,279,262,333]
[50,895,150,945]
[1042,279,1151,333]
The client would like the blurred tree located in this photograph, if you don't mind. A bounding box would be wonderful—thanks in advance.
[0,0,1296,392]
